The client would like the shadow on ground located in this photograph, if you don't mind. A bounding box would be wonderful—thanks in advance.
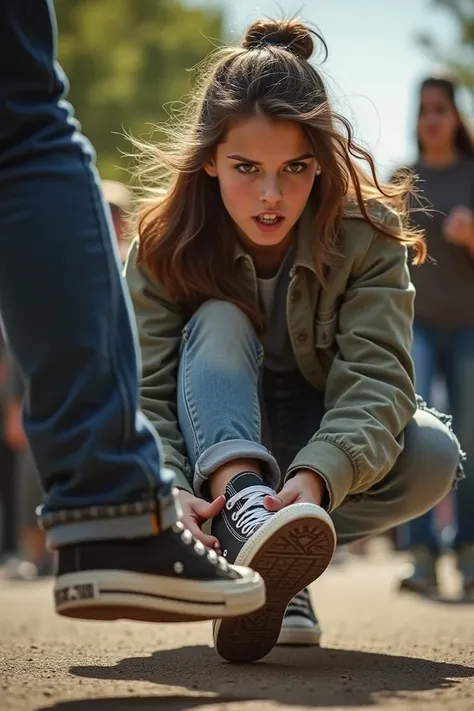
[38,644,474,710]
[38,697,240,711]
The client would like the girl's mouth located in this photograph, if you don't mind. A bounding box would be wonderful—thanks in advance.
[253,213,285,232]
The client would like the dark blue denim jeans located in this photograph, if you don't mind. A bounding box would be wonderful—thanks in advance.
[402,321,474,550]
[0,0,175,547]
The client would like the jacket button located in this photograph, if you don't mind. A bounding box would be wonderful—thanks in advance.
[291,290,302,302]
[297,330,308,342]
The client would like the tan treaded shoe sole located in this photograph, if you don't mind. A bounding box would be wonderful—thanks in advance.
[213,503,336,662]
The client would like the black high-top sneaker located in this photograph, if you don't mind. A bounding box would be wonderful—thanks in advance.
[211,472,336,662]
[277,587,321,646]
[53,493,265,624]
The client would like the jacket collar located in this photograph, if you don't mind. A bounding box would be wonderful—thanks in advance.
[233,198,366,275]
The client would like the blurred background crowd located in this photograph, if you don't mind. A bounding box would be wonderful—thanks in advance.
[0,0,473,599]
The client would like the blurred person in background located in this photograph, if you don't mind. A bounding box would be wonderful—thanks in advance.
[2,356,52,579]
[102,179,132,264]
[0,325,17,564]
[396,76,474,599]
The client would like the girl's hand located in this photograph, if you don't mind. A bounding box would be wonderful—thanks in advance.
[443,206,474,249]
[176,489,225,549]
[263,469,327,512]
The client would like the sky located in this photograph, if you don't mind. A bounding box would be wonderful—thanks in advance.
[183,0,463,178]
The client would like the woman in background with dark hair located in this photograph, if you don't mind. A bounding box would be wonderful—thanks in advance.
[397,76,474,599]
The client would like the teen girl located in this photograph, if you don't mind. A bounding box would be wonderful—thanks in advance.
[125,19,462,662]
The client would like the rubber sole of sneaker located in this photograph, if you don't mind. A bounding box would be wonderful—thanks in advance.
[54,566,265,623]
[213,503,336,663]
[277,621,322,646]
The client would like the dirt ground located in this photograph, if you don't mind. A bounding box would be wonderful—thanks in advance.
[1,545,473,711]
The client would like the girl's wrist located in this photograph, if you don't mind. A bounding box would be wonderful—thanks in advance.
[293,468,327,506]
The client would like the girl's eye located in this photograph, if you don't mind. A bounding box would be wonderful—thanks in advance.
[284,162,308,173]
[236,163,257,173]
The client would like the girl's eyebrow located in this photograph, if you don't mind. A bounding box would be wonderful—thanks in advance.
[227,152,314,165]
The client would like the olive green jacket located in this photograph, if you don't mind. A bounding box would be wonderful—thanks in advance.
[124,201,416,512]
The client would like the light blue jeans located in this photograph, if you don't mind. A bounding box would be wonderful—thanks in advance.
[177,301,460,545]
[400,322,474,551]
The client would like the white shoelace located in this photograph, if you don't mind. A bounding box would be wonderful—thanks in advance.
[287,588,311,612]
[226,485,275,536]
[286,589,316,621]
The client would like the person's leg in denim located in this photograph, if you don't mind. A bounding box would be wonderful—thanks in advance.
[178,300,337,662]
[0,0,174,541]
[443,325,474,594]
[177,300,459,641]
[0,0,264,622]
[178,301,458,535]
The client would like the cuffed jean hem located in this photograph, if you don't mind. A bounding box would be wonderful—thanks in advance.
[193,439,281,499]
[41,488,181,549]
[45,514,159,549]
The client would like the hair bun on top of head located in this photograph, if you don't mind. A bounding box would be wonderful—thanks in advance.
[242,18,315,61]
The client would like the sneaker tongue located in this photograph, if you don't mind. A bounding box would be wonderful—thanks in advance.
[225,472,266,508]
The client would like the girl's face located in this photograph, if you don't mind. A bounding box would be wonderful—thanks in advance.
[418,86,459,153]
[204,115,319,248]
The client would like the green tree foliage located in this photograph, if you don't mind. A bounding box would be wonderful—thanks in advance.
[55,0,222,179]
[418,0,474,98]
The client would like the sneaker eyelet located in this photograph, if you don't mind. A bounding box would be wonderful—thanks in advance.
[181,529,193,545]
[172,522,184,534]
[194,542,206,556]
[207,550,218,565]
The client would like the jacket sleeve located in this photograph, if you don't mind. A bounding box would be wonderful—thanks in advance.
[124,241,193,493]
[289,214,417,511]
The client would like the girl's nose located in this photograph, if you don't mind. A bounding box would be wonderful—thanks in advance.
[259,176,282,206]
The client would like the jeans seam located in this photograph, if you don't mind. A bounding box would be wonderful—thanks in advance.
[253,346,264,442]
[87,172,157,494]
[180,330,206,460]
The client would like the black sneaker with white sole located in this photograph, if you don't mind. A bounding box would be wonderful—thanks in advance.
[54,520,265,623]
[277,587,321,646]
[211,472,336,663]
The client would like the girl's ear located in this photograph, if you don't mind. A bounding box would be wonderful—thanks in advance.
[204,157,218,177]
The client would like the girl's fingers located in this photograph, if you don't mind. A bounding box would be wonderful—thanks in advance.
[184,519,221,549]
[193,494,226,521]
[263,494,284,512]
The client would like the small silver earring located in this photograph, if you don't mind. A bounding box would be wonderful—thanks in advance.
[316,166,322,175]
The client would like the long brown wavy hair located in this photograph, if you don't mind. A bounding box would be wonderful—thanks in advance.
[133,17,426,332]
